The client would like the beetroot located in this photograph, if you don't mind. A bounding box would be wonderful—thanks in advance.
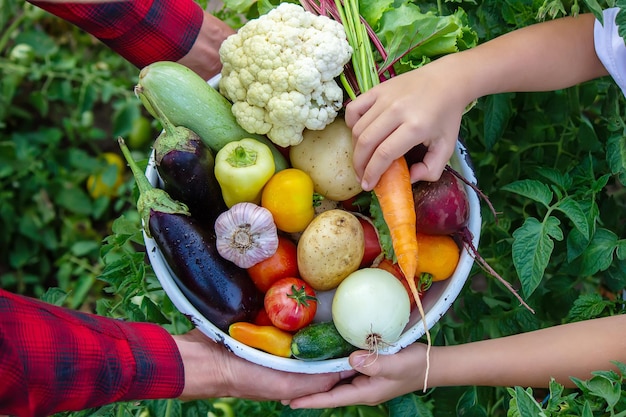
[412,169,469,235]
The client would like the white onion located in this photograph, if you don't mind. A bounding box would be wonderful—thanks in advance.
[331,268,411,351]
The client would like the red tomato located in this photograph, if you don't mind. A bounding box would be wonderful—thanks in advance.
[358,216,382,268]
[253,308,273,326]
[247,236,299,293]
[264,277,317,332]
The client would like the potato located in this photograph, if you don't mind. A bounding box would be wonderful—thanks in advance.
[289,117,363,201]
[297,209,364,291]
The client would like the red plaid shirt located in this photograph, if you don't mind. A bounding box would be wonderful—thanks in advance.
[0,289,184,417]
[27,0,204,69]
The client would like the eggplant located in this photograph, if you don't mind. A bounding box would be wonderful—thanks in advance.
[156,129,226,226]
[135,82,227,225]
[118,137,263,331]
[149,211,263,330]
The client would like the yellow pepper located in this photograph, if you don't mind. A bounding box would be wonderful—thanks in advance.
[86,152,125,199]
[229,322,293,358]
[215,138,275,208]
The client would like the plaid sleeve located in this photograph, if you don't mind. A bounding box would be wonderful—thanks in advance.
[0,289,184,417]
[27,0,204,69]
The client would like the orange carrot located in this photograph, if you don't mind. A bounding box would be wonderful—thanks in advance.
[374,157,432,389]
[373,157,418,283]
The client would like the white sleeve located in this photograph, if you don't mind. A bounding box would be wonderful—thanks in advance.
[594,7,626,96]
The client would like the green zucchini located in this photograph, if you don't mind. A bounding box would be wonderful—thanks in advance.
[136,61,288,171]
[291,321,357,361]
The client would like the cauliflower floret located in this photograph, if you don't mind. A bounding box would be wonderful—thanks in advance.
[218,3,352,147]
[232,101,272,136]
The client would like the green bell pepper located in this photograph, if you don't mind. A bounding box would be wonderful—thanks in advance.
[215,138,276,208]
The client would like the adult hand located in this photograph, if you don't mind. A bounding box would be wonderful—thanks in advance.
[174,329,354,401]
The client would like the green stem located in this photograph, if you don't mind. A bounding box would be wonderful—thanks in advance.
[164,398,174,417]
[0,11,26,52]
[118,137,153,196]
[116,403,125,417]
[118,136,189,236]
[227,145,257,167]
[68,254,102,276]
[135,85,177,136]
[337,0,379,94]
[340,73,357,101]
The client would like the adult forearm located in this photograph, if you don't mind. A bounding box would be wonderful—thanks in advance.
[438,13,608,106]
[431,315,626,388]
[0,290,184,417]
[177,10,235,80]
[27,0,229,79]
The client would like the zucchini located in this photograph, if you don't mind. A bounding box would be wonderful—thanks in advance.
[136,61,289,171]
[291,321,357,361]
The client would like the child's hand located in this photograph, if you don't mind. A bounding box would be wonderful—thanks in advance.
[285,343,431,409]
[346,58,470,190]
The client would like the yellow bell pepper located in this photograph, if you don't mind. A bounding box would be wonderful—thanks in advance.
[215,138,275,208]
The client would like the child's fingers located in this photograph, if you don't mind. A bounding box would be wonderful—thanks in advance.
[348,349,413,379]
[351,124,400,189]
[409,139,457,183]
[357,123,421,190]
[344,88,379,128]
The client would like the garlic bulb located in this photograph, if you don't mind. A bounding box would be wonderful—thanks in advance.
[215,202,279,268]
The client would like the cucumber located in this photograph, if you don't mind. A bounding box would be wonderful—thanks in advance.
[136,61,288,171]
[291,321,357,361]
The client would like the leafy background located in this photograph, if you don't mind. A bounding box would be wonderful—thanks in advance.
[1,0,625,416]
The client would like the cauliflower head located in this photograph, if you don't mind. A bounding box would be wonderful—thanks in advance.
[218,3,352,147]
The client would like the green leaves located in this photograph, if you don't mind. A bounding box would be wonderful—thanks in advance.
[507,387,548,417]
[565,293,615,322]
[501,156,624,298]
[502,179,554,207]
[511,216,561,298]
[375,5,477,72]
[483,93,514,150]
[508,363,626,416]
[455,387,487,417]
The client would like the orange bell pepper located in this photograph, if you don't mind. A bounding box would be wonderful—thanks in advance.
[229,322,293,358]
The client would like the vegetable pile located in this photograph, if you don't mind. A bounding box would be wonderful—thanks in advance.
[121,1,515,366]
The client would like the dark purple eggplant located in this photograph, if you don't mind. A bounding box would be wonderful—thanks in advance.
[135,83,226,225]
[156,130,226,225]
[149,212,263,330]
[119,137,263,331]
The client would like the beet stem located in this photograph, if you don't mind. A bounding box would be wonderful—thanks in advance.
[460,228,535,314]
[445,165,498,224]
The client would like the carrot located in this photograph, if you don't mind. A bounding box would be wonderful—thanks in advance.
[373,157,431,389]
[373,157,418,282]
[325,0,433,389]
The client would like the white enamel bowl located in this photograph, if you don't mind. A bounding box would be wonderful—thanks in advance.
[144,78,481,374]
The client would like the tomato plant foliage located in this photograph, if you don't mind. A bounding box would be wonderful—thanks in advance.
[2,0,626,416]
